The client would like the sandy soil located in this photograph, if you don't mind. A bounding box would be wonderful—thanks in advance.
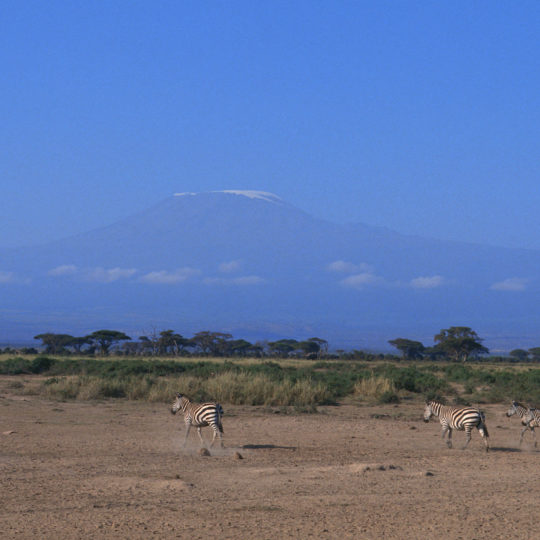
[1,383,539,539]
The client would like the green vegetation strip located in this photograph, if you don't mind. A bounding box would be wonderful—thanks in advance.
[2,356,540,407]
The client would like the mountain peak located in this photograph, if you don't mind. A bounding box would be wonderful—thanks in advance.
[173,190,282,203]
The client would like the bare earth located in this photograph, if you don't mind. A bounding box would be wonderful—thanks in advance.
[1,384,539,539]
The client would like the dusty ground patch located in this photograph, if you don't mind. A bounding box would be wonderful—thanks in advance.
[1,388,538,539]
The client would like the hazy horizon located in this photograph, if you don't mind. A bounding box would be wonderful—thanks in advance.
[2,3,540,350]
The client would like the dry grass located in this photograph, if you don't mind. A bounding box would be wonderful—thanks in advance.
[33,372,330,407]
[353,375,397,402]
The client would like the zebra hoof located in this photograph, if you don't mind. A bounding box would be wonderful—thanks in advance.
[198,448,211,457]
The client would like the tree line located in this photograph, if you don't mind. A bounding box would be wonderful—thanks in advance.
[388,326,540,363]
[29,329,329,358]
[2,325,538,362]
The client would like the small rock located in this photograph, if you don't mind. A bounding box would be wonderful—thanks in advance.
[234,451,244,460]
[425,471,434,477]
[409,426,417,430]
[2,430,16,435]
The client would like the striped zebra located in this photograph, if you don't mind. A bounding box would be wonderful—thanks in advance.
[424,400,489,451]
[506,401,537,447]
[171,393,224,449]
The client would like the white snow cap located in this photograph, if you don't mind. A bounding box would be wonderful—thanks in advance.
[174,190,282,203]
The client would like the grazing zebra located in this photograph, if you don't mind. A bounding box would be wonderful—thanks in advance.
[171,393,224,449]
[424,400,489,451]
[506,401,537,447]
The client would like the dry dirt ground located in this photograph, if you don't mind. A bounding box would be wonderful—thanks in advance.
[1,384,539,539]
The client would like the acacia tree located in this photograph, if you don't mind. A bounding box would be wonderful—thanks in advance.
[158,330,188,356]
[433,326,488,362]
[509,349,529,362]
[388,338,425,360]
[268,339,298,358]
[191,331,233,356]
[306,337,328,357]
[86,330,131,356]
[34,333,75,355]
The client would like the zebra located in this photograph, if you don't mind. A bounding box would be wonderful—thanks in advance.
[171,393,224,449]
[423,400,489,451]
[506,401,537,447]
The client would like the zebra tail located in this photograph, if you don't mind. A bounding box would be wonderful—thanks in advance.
[479,411,489,438]
[217,404,224,433]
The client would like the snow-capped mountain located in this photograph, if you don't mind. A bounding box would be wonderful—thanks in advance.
[2,190,540,349]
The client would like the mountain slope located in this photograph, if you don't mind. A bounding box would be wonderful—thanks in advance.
[1,191,539,349]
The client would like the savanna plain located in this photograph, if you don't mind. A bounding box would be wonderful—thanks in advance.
[1,362,540,539]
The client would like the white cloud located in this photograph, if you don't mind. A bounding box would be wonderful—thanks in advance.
[490,277,528,292]
[410,275,444,289]
[218,260,242,273]
[0,271,15,283]
[204,275,265,286]
[340,272,382,289]
[140,267,199,284]
[48,264,78,276]
[0,271,30,285]
[327,260,374,274]
[85,267,137,283]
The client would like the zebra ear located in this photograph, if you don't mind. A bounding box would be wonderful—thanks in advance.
[175,392,182,398]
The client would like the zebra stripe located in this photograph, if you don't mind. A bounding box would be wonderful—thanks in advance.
[424,400,489,452]
[171,393,224,449]
[523,407,540,448]
[506,401,538,447]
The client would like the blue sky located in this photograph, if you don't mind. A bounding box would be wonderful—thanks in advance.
[2,1,540,249]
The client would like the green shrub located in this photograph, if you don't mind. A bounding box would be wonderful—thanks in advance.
[378,391,400,404]
[0,357,31,374]
[30,356,55,374]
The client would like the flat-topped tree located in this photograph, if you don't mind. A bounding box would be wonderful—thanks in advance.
[388,338,425,360]
[190,331,233,356]
[86,330,131,356]
[34,333,75,355]
[433,326,488,362]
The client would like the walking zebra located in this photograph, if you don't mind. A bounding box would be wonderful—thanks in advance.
[423,400,489,451]
[171,393,224,449]
[506,401,537,447]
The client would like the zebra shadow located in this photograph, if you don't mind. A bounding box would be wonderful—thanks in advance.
[242,444,297,451]
[488,446,525,453]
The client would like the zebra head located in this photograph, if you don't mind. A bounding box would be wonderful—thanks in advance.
[171,392,185,415]
[506,401,519,417]
[423,402,434,422]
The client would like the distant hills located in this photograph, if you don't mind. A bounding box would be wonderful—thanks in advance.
[2,190,540,350]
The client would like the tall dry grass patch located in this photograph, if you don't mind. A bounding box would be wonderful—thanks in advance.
[36,372,330,407]
[354,375,397,402]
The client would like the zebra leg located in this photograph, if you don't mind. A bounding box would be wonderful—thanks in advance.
[218,428,224,448]
[519,425,529,445]
[182,424,191,447]
[532,427,537,448]
[209,424,224,448]
[196,427,206,447]
[462,427,472,450]
[209,426,217,448]
[441,425,451,448]
[478,424,489,452]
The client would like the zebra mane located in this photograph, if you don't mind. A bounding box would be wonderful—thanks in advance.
[512,401,528,409]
